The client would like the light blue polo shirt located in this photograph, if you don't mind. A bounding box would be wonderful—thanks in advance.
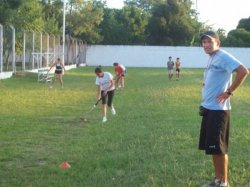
[201,49,242,110]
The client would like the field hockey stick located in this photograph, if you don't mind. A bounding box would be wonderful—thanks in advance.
[91,88,111,109]
[47,67,52,76]
[89,88,108,112]
[91,97,102,110]
[80,98,102,122]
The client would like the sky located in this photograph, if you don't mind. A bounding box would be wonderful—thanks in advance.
[106,0,250,34]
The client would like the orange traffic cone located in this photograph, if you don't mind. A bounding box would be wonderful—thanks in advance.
[59,161,71,169]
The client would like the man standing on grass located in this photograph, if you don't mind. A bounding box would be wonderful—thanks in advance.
[175,57,181,81]
[95,67,116,123]
[198,31,249,187]
[167,56,174,80]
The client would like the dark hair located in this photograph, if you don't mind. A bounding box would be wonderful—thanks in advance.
[57,58,61,61]
[169,56,172,59]
[95,67,102,73]
[113,62,119,66]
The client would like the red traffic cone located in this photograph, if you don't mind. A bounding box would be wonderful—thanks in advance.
[59,161,71,169]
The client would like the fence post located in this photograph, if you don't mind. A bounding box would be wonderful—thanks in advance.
[53,34,55,63]
[10,25,16,74]
[83,39,87,65]
[40,32,42,68]
[46,32,49,67]
[32,31,35,69]
[0,24,3,73]
[78,40,83,66]
[22,31,26,71]
[75,39,77,65]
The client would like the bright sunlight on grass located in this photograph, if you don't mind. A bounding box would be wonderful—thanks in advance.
[0,67,249,187]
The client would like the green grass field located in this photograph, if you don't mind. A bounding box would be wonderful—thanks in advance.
[0,67,249,187]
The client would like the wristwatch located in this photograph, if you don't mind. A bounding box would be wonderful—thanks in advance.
[226,88,233,96]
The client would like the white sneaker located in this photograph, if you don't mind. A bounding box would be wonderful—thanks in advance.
[111,108,116,115]
[102,116,107,123]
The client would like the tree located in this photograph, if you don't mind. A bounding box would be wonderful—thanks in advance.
[222,17,250,47]
[0,0,24,24]
[224,28,250,47]
[67,0,104,44]
[100,5,148,45]
[147,0,197,45]
[237,17,250,32]
[41,0,63,34]
[3,0,45,69]
[216,28,227,45]
[125,0,161,11]
[121,5,148,44]
[99,8,128,44]
[11,0,44,32]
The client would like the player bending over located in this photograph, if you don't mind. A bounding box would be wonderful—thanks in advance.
[113,62,126,90]
[95,67,116,123]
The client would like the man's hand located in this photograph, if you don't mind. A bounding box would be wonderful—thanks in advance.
[217,92,230,104]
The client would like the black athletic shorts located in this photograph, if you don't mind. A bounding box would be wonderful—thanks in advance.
[55,70,62,74]
[101,90,115,107]
[198,108,230,155]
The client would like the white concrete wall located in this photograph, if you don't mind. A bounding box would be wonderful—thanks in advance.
[86,45,250,68]
[0,72,13,79]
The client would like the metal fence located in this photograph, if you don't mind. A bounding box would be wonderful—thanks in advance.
[0,25,16,73]
[0,24,87,74]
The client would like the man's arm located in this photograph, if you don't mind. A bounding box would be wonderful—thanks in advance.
[228,65,249,92]
[217,65,249,104]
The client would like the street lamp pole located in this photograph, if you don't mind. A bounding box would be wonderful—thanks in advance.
[62,0,66,64]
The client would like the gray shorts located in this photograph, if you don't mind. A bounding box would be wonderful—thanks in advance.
[168,69,173,75]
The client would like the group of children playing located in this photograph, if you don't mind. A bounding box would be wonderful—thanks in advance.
[48,58,126,123]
